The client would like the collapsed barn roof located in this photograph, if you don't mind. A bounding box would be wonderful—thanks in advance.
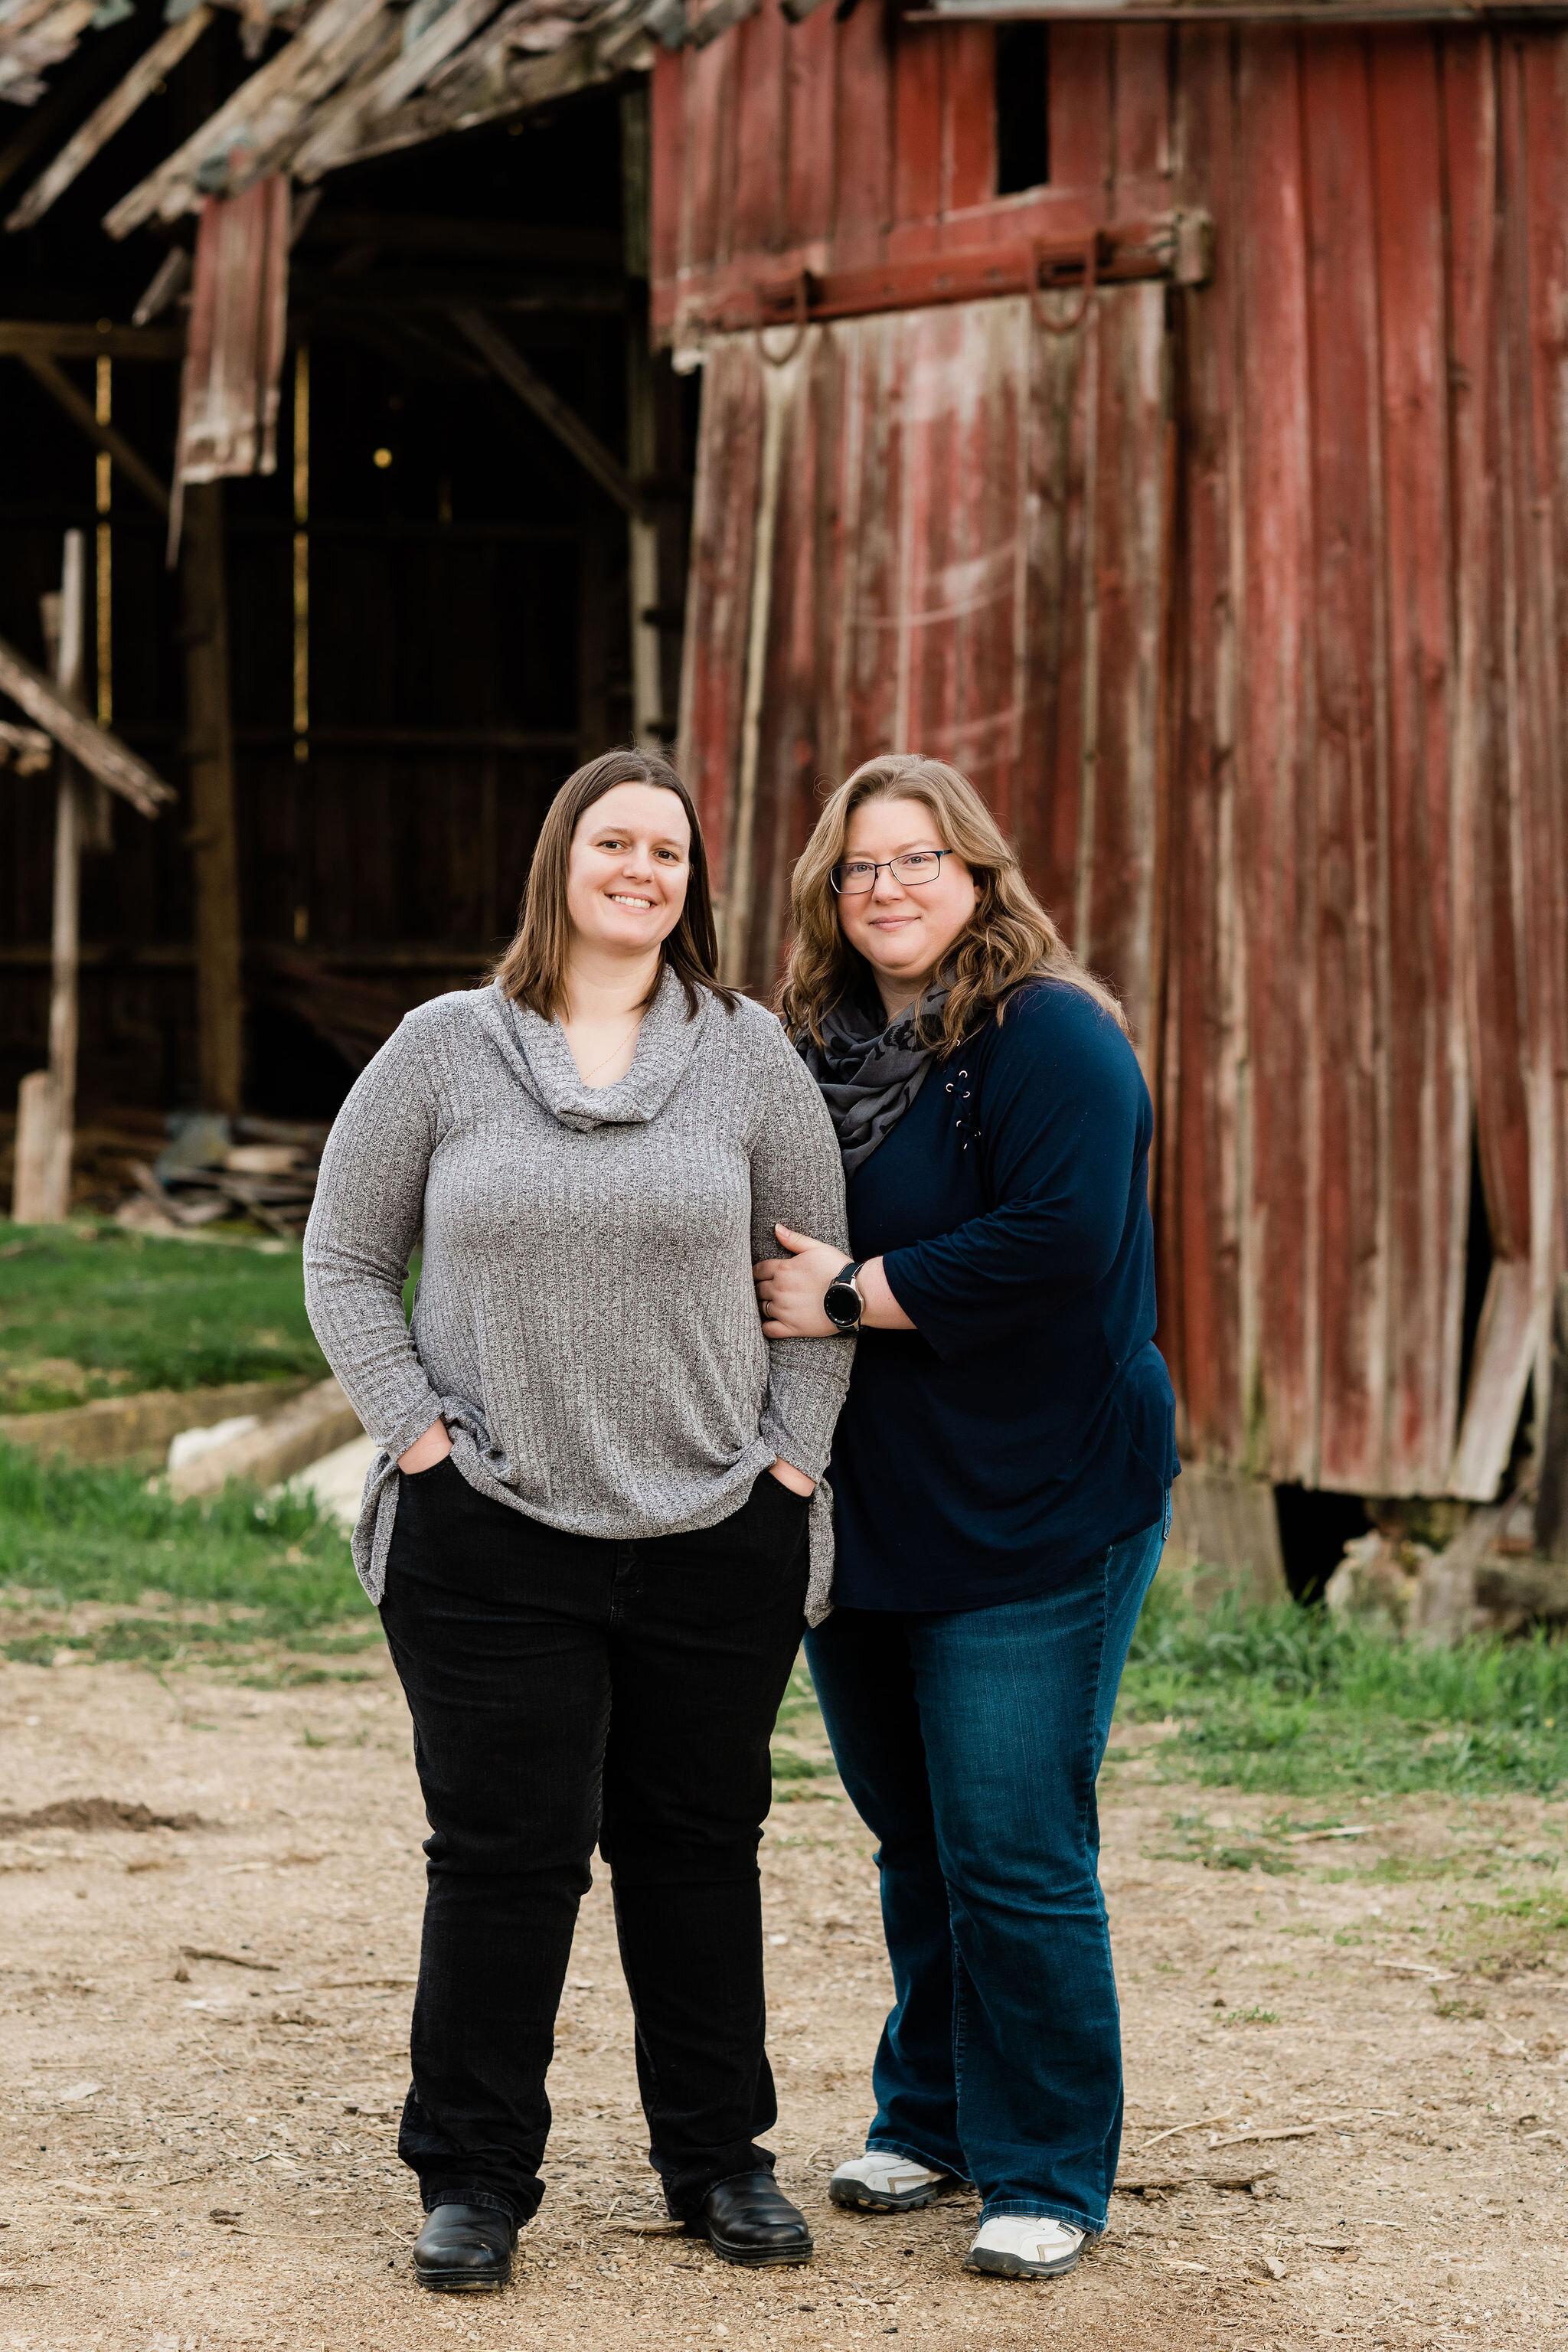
[0,0,694,237]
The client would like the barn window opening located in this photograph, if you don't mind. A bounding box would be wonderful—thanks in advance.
[995,25,1050,196]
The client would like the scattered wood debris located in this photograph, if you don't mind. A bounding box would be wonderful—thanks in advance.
[118,1115,327,1240]
[179,1947,280,1973]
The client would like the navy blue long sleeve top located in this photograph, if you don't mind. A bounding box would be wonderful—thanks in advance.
[828,978,1178,1613]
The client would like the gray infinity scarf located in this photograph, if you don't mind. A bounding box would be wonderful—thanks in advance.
[798,985,949,1177]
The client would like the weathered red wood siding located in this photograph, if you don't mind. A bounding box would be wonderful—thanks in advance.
[655,10,1568,1503]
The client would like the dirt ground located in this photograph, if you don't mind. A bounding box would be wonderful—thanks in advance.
[1,1643,1564,2352]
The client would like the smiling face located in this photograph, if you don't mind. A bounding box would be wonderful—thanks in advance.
[564,781,692,961]
[835,793,979,1013]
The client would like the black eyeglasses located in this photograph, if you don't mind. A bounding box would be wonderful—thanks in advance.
[831,850,952,897]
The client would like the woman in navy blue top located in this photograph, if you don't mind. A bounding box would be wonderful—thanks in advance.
[754,753,1177,2282]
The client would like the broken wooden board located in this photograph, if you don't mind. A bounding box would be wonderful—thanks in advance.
[0,1378,313,1468]
[0,631,173,816]
[1115,2162,1279,2197]
[103,0,394,235]
[0,720,51,772]
[167,1377,363,1500]
[1163,1462,1289,1607]
[175,181,290,483]
[289,0,507,180]
[6,5,215,232]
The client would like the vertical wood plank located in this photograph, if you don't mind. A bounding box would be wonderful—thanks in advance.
[1048,25,1113,197]
[893,301,1029,819]
[752,328,840,988]
[684,34,740,273]
[1444,33,1524,1260]
[732,2,789,256]
[943,26,996,213]
[677,339,766,900]
[893,24,943,227]
[838,313,906,769]
[1112,24,1170,194]
[1082,280,1168,1058]
[1520,31,1568,1318]
[1155,31,1240,1465]
[1442,31,1549,1502]
[1234,28,1317,1482]
[834,0,895,259]
[1299,34,1389,1492]
[1370,31,1468,1491]
[1011,287,1091,923]
[785,8,838,249]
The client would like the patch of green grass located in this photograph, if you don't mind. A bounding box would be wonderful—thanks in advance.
[0,1223,328,1409]
[1220,2005,1279,2027]
[1357,1851,1491,1884]
[1143,1814,1299,1873]
[1442,1890,1568,1980]
[0,1439,367,1652]
[1119,1576,1568,1797]
[771,1658,841,1794]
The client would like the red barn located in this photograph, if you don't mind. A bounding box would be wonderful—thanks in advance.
[650,3,1568,1535]
[2,0,1566,1565]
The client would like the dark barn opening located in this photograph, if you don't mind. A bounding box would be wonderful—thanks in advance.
[1,29,694,1131]
[1272,1485,1372,1606]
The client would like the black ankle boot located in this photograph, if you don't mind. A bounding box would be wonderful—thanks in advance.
[412,2203,517,2292]
[689,2171,814,2267]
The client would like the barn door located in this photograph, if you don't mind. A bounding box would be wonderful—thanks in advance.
[680,283,1172,1069]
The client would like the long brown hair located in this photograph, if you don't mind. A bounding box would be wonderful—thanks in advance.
[777,753,1126,1056]
[495,748,737,1021]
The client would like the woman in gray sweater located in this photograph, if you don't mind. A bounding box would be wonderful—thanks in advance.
[303,749,852,2294]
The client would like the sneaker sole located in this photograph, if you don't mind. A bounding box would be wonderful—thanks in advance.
[413,2264,511,2293]
[828,2179,949,2214]
[963,2243,1082,2280]
[701,2232,815,2269]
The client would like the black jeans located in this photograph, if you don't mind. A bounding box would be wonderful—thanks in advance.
[379,1455,811,2226]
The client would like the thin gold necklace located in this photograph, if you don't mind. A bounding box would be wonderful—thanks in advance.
[571,1014,642,1083]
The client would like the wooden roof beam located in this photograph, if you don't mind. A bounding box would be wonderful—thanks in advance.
[6,8,215,234]
[0,321,183,361]
[18,351,170,516]
[0,634,175,818]
[320,18,632,178]
[0,3,155,198]
[290,0,508,182]
[103,0,394,237]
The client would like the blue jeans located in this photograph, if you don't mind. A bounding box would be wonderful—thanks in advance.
[803,1502,1168,2237]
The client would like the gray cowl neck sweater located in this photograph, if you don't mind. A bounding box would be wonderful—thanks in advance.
[302,968,854,1622]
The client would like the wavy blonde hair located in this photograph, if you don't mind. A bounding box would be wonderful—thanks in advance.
[777,753,1125,1055]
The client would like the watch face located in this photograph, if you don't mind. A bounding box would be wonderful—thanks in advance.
[825,1282,862,1329]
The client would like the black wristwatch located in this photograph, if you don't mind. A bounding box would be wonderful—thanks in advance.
[823,1259,866,1333]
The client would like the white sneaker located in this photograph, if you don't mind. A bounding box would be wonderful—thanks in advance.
[828,2152,959,2212]
[963,2214,1086,2278]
